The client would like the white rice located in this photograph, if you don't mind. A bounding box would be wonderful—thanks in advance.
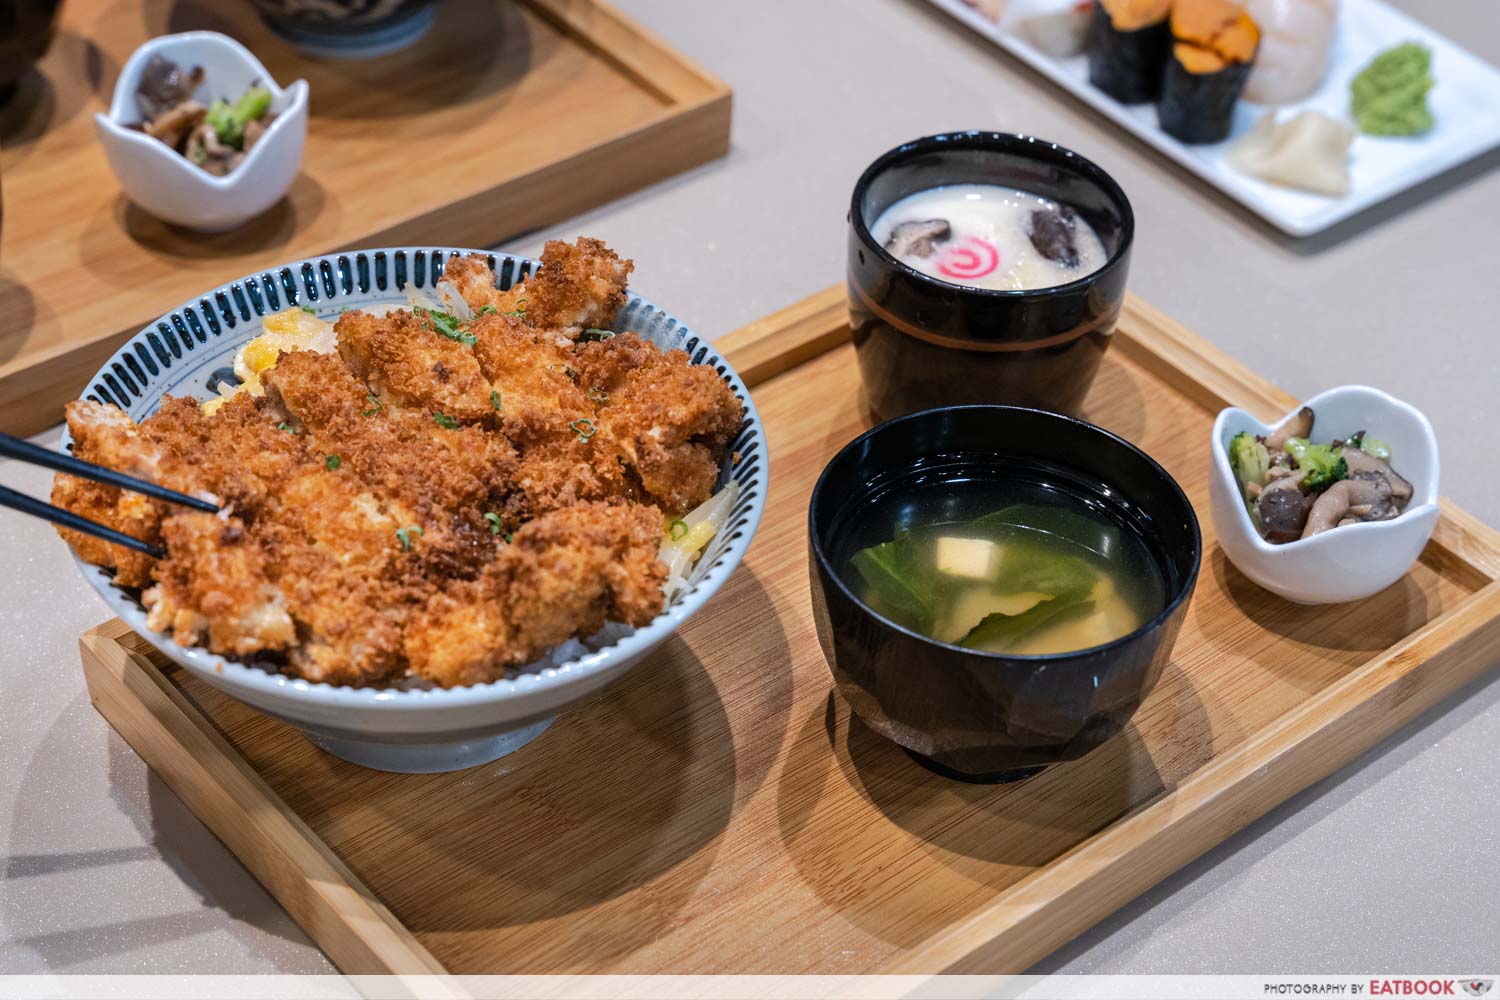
[393,620,639,691]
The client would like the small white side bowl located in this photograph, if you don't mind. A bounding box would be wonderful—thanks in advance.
[94,32,308,232]
[1209,385,1440,605]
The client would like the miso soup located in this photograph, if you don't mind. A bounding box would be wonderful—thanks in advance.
[837,475,1166,655]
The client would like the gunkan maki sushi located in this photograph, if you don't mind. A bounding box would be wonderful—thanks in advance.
[1086,0,1173,104]
[1158,0,1260,143]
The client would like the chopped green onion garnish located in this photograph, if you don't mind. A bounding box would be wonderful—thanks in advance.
[301,305,316,314]
[569,418,596,442]
[433,412,459,429]
[276,421,297,433]
[483,512,502,535]
[396,525,423,551]
[476,305,498,316]
[362,394,382,417]
[587,386,609,403]
[669,520,688,541]
[429,311,461,336]
[504,532,514,543]
[325,454,341,471]
[489,389,503,413]
[417,308,478,346]
[581,328,615,341]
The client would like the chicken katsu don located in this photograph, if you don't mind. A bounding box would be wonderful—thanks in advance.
[52,238,745,688]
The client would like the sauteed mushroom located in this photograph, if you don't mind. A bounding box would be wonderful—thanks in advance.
[135,55,205,122]
[1227,404,1414,545]
[184,122,241,176]
[1340,443,1412,503]
[1257,472,1312,543]
[143,100,206,150]
[130,54,274,177]
[1265,406,1313,452]
[1301,474,1395,538]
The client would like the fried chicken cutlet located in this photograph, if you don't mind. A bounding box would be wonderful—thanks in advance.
[404,502,667,687]
[51,238,745,689]
[444,237,633,336]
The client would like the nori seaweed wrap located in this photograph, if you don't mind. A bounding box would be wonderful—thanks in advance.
[1158,0,1260,144]
[1086,0,1173,104]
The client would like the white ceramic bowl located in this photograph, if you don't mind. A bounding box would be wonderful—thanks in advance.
[94,32,308,232]
[66,248,766,772]
[1209,385,1440,606]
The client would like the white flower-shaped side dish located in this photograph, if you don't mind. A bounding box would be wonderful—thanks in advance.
[1209,385,1440,605]
[95,32,308,232]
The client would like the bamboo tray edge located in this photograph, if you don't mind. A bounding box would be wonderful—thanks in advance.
[80,287,1500,976]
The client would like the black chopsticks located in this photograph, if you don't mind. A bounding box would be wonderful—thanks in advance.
[0,433,218,512]
[0,431,220,560]
[0,483,167,558]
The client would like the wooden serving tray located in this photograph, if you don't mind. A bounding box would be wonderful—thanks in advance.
[0,0,730,437]
[80,287,1500,975]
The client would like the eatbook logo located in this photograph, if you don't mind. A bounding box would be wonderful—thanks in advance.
[1462,981,1493,997]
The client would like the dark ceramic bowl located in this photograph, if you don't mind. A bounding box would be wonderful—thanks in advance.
[245,0,439,57]
[0,0,64,103]
[848,132,1134,420]
[808,406,1200,782]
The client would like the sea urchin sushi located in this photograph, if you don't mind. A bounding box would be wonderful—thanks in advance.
[1158,0,1260,144]
[1087,0,1174,104]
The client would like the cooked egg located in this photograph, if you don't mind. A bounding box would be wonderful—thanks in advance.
[204,307,337,414]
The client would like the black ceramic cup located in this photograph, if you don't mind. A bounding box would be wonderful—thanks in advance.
[808,405,1199,782]
[848,132,1134,420]
[0,0,64,103]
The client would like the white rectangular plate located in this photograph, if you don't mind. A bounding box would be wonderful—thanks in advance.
[927,0,1500,236]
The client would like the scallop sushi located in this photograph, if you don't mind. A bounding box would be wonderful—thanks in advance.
[1240,0,1339,104]
[1158,0,1260,143]
[1087,0,1174,103]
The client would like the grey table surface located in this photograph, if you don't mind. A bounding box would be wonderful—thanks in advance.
[4,0,1500,977]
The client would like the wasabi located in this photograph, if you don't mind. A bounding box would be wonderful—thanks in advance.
[1350,42,1434,136]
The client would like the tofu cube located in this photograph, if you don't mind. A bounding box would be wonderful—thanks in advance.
[934,536,1002,581]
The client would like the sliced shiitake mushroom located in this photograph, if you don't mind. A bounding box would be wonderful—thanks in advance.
[884,219,951,259]
[1340,445,1413,504]
[143,99,207,151]
[1255,470,1311,543]
[1300,475,1394,538]
[1265,406,1313,453]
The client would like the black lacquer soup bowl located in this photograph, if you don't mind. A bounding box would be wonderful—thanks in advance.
[848,132,1135,420]
[808,406,1200,782]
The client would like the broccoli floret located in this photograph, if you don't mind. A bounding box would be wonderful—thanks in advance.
[1229,431,1270,508]
[1284,437,1348,492]
[1356,432,1392,461]
[206,86,271,149]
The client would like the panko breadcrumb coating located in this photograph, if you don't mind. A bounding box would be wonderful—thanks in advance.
[51,239,744,688]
